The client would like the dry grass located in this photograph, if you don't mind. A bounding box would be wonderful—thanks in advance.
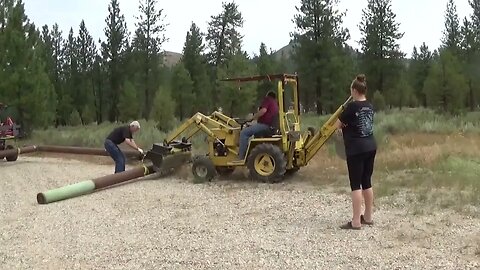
[302,132,480,216]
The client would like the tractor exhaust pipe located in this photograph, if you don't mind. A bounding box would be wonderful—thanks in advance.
[36,164,155,204]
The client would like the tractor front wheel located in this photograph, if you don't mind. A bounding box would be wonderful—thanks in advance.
[191,155,216,183]
[246,143,286,183]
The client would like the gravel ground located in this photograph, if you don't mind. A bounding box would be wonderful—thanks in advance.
[1,156,479,270]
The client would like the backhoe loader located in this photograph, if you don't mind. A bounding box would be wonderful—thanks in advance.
[143,74,352,183]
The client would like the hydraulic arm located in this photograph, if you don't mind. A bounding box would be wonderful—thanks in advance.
[164,112,239,144]
[303,96,352,163]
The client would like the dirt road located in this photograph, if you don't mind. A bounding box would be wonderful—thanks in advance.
[1,156,478,269]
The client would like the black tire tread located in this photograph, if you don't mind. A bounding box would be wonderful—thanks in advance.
[191,155,216,183]
[246,143,286,183]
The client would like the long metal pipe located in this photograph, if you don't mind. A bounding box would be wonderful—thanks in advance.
[36,164,155,204]
[36,145,142,158]
[0,145,143,160]
[0,145,38,159]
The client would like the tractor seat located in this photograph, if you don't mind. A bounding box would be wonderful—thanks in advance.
[254,113,280,138]
[254,127,278,138]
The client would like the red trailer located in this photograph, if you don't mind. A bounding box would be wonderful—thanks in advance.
[0,103,22,161]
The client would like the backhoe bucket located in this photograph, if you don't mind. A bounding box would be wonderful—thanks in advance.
[144,141,192,173]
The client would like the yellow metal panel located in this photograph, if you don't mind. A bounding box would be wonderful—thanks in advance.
[304,96,352,163]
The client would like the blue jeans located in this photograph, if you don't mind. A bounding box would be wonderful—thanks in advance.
[104,139,125,173]
[238,123,270,160]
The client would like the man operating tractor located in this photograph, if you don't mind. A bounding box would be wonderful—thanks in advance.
[235,90,279,162]
[104,121,144,173]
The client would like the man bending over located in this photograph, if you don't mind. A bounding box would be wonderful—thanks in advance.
[104,121,144,173]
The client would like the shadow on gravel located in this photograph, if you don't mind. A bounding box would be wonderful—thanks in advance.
[0,160,31,167]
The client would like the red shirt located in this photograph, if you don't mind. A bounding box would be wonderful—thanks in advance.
[258,96,279,126]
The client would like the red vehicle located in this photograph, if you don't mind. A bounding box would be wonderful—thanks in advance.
[0,116,15,137]
[0,103,21,161]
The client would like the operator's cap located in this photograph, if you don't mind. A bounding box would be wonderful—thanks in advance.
[130,120,141,129]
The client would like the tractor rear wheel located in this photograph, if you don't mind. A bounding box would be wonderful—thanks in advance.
[246,143,286,183]
[191,155,216,183]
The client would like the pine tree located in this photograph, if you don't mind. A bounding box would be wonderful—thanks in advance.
[206,2,243,67]
[217,52,256,117]
[359,0,405,105]
[101,0,128,122]
[63,27,80,124]
[408,43,433,107]
[132,0,168,119]
[0,1,56,130]
[255,43,277,101]
[92,54,106,123]
[170,63,194,119]
[391,69,417,109]
[117,80,140,122]
[442,0,461,53]
[181,22,211,113]
[460,18,479,110]
[150,86,176,131]
[470,0,480,41]
[461,0,480,110]
[77,20,96,123]
[40,23,67,125]
[26,23,57,128]
[291,0,351,114]
[0,0,13,31]
[423,50,468,114]
[206,1,244,107]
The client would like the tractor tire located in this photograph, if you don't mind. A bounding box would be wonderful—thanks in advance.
[246,143,286,183]
[5,145,17,162]
[216,166,235,177]
[191,155,216,183]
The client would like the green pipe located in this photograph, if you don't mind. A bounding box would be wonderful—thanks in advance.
[36,150,190,204]
[36,164,155,205]
[37,180,95,204]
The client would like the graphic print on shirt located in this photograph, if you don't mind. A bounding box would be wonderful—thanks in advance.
[355,106,374,137]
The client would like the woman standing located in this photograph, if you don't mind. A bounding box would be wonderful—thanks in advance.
[336,74,377,230]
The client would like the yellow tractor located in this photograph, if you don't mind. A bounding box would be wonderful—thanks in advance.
[144,74,351,183]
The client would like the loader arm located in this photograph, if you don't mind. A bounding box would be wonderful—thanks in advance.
[145,111,242,173]
[210,112,241,128]
[304,96,352,163]
[164,112,239,145]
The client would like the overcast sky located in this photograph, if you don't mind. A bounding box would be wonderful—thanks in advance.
[23,0,472,57]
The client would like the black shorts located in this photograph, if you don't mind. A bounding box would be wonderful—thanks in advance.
[346,150,376,191]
